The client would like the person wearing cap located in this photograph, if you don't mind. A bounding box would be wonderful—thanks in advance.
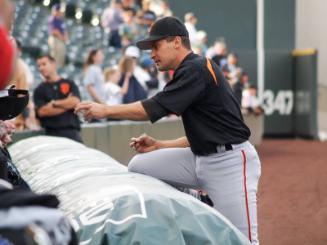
[136,0,156,41]
[48,3,68,68]
[75,16,261,244]
[124,45,150,91]
[139,55,159,97]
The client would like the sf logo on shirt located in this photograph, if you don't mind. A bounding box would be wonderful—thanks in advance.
[60,83,70,95]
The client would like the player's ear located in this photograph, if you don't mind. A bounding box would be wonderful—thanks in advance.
[174,36,182,49]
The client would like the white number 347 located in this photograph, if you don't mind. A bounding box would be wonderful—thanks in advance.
[262,90,294,115]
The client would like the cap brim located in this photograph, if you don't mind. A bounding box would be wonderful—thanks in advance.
[0,89,29,120]
[136,36,166,50]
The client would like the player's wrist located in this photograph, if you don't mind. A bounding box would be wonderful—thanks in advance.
[154,139,162,150]
[104,105,111,118]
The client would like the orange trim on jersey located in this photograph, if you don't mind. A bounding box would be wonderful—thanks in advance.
[242,149,252,242]
[206,58,218,85]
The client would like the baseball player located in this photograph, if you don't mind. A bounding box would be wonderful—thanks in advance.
[75,17,261,244]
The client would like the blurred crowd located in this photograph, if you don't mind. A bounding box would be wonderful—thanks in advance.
[8,0,262,134]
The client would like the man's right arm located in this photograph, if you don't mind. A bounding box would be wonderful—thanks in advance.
[37,101,66,117]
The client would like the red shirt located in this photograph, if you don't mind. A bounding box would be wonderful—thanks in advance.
[0,26,14,89]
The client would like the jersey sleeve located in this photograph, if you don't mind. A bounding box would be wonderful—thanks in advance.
[152,66,205,116]
[141,97,170,123]
[69,81,81,99]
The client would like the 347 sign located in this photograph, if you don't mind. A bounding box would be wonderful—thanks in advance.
[261,90,294,116]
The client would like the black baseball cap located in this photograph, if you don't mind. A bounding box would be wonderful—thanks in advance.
[0,88,29,120]
[136,16,189,50]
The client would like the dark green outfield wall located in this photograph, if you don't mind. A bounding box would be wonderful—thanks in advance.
[169,0,295,51]
[169,0,257,49]
[264,0,295,50]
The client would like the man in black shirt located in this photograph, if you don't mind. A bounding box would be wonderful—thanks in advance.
[34,54,82,142]
[75,17,261,244]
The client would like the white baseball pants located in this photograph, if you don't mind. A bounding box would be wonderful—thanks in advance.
[128,141,261,245]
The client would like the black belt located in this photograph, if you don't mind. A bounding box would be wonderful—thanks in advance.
[224,143,233,151]
[196,143,234,155]
[213,143,233,152]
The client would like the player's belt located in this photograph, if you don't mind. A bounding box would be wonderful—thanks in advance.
[196,143,234,155]
[215,144,233,153]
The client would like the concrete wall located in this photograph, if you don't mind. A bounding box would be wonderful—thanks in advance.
[11,115,264,165]
[296,0,327,87]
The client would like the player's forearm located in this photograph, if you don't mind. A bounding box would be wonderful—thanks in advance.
[105,102,149,121]
[37,103,66,117]
[156,136,189,149]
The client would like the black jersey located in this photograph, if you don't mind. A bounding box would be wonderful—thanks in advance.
[142,52,250,155]
[33,79,81,130]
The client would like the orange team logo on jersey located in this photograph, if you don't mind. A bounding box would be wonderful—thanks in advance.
[60,83,70,95]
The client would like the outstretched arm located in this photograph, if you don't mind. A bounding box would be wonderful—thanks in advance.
[75,101,149,121]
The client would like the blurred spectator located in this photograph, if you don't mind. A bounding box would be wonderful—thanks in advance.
[124,45,147,90]
[193,30,208,56]
[222,52,242,86]
[136,1,156,41]
[139,0,156,20]
[119,7,138,47]
[101,0,124,49]
[118,56,147,103]
[121,0,137,9]
[8,39,39,131]
[242,85,264,115]
[34,54,82,142]
[0,0,15,32]
[232,72,249,106]
[14,40,34,86]
[0,0,15,89]
[184,12,198,47]
[209,39,228,67]
[103,66,129,105]
[157,0,173,18]
[8,40,29,90]
[47,4,68,68]
[139,55,159,97]
[83,49,107,104]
